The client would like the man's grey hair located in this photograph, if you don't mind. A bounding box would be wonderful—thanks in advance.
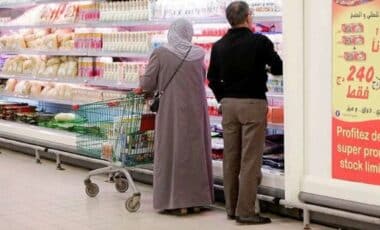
[226,1,250,27]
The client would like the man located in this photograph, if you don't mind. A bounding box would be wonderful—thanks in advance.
[207,1,283,225]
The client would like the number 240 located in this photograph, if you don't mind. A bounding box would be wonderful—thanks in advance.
[347,65,374,83]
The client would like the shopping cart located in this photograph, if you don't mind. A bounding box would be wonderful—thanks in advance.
[73,93,155,212]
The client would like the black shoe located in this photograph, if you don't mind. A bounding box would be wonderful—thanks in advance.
[227,214,236,220]
[236,215,271,225]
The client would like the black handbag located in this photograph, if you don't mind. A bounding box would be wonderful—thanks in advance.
[150,47,192,112]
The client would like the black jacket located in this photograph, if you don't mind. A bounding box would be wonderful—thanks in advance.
[207,27,283,101]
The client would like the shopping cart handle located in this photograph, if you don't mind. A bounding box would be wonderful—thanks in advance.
[107,101,120,107]
[72,104,80,111]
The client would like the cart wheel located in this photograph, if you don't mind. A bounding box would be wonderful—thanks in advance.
[125,196,140,212]
[85,183,99,198]
[115,178,129,193]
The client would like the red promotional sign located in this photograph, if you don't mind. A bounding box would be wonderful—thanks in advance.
[332,0,380,185]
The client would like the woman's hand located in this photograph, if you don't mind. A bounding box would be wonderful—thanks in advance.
[133,87,144,95]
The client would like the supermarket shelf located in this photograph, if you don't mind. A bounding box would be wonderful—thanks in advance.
[0,1,34,8]
[0,73,139,89]
[87,50,149,58]
[209,115,284,129]
[0,20,158,30]
[196,15,282,24]
[267,122,284,129]
[209,115,222,124]
[0,91,85,105]
[0,49,150,58]
[86,78,139,89]
[36,0,104,3]
[0,49,87,56]
[0,119,77,149]
[0,0,105,8]
[267,92,284,97]
[0,73,85,84]
[0,15,282,30]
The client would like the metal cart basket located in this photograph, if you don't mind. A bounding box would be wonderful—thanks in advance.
[74,93,155,212]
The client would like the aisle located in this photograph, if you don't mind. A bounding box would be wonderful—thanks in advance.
[0,149,332,230]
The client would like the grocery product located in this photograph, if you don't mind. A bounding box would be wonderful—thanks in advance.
[54,113,76,122]
[4,78,17,92]
[30,82,43,96]
[99,0,150,22]
[14,80,32,95]
[102,31,158,53]
[1,55,78,78]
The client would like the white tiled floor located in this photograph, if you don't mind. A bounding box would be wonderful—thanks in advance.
[0,149,334,230]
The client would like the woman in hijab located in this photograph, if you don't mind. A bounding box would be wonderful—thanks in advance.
[137,18,214,215]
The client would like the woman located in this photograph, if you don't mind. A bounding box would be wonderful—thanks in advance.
[137,18,214,215]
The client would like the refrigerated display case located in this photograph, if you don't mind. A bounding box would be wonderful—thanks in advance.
[0,0,285,201]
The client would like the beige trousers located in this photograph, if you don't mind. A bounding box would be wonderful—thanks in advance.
[221,98,267,217]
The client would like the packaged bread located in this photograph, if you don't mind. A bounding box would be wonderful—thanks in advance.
[0,36,7,49]
[60,56,68,62]
[15,57,26,73]
[47,87,59,98]
[23,34,37,43]
[60,39,74,50]
[9,36,27,50]
[57,32,73,45]
[22,59,34,74]
[66,61,78,77]
[40,5,55,23]
[30,82,43,96]
[46,57,60,66]
[34,29,50,38]
[5,79,17,92]
[57,4,78,23]
[43,33,58,50]
[56,84,66,98]
[27,38,43,49]
[18,36,27,49]
[63,86,73,99]
[2,58,14,73]
[14,81,32,95]
[40,84,54,96]
[30,56,41,75]
[57,62,67,77]
[37,58,47,76]
[44,64,59,77]
[8,59,18,73]
[68,57,77,62]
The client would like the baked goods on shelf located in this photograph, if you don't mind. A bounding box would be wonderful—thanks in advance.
[2,78,127,103]
[2,55,78,78]
[0,29,75,51]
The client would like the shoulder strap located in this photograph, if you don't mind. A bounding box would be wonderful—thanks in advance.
[159,46,192,95]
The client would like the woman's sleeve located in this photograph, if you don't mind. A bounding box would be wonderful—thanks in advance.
[139,50,160,93]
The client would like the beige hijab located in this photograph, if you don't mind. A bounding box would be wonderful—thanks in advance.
[164,18,205,61]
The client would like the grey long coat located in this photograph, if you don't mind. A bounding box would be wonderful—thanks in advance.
[140,47,214,210]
